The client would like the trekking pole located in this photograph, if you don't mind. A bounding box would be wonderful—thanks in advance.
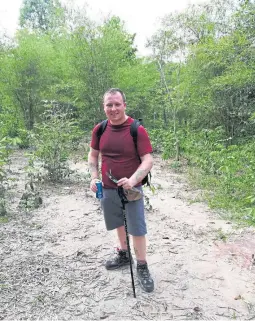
[117,186,136,298]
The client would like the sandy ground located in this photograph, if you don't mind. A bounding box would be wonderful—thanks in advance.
[0,151,255,320]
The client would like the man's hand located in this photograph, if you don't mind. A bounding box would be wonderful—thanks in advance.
[117,177,135,190]
[90,178,99,193]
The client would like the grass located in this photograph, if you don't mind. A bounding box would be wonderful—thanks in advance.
[0,216,8,223]
[187,165,255,226]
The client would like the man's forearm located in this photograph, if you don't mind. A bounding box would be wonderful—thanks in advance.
[129,159,153,186]
[88,153,99,180]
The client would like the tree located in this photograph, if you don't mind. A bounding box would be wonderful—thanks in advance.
[11,31,57,129]
[19,0,65,32]
[66,15,138,127]
[148,0,236,62]
[233,0,255,40]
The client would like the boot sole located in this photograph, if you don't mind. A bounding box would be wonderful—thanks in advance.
[105,261,133,270]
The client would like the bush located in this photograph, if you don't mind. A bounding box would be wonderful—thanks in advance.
[155,126,255,225]
[0,136,20,217]
[28,108,83,182]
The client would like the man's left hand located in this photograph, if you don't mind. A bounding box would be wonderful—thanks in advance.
[117,177,134,190]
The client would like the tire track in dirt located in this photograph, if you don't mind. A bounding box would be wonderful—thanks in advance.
[0,153,254,320]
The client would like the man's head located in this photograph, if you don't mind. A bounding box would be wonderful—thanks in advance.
[103,88,127,125]
[103,88,126,103]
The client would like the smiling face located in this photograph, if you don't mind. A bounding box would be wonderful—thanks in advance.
[103,92,127,125]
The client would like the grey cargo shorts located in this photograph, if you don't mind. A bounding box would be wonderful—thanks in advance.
[100,187,147,236]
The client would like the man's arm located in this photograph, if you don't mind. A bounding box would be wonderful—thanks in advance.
[88,147,99,178]
[117,153,153,189]
[129,153,153,186]
[88,147,100,192]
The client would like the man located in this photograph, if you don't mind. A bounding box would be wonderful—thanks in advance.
[88,88,154,293]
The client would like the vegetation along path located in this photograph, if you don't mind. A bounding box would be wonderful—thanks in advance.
[0,152,255,320]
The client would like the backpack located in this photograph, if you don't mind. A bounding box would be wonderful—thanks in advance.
[97,119,151,186]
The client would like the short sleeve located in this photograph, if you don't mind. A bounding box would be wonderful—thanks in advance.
[90,124,101,150]
[137,126,153,157]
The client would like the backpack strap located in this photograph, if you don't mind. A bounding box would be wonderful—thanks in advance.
[130,119,151,186]
[130,119,141,152]
[97,118,144,158]
[97,119,108,141]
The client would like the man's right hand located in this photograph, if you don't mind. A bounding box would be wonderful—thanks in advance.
[90,178,99,193]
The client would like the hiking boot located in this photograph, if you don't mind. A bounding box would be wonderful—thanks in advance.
[105,248,133,270]
[137,262,154,293]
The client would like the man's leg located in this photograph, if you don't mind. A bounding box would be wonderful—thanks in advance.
[101,189,133,269]
[133,235,146,262]
[133,234,154,293]
[117,225,128,250]
[116,229,147,262]
[125,195,154,293]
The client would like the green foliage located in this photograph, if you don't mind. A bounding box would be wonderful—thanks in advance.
[12,31,59,130]
[155,127,255,225]
[0,216,8,223]
[115,61,160,122]
[66,15,139,127]
[144,0,255,225]
[0,0,254,225]
[0,136,21,216]
[215,228,227,242]
[27,107,83,182]
[149,129,165,153]
[149,0,236,60]
[16,129,31,149]
[19,0,65,32]
[18,182,43,211]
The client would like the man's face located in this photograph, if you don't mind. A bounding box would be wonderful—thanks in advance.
[103,92,127,125]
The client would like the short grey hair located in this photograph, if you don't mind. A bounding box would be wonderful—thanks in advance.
[103,88,126,103]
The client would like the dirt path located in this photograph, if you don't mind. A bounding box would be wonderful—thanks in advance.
[0,152,255,320]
